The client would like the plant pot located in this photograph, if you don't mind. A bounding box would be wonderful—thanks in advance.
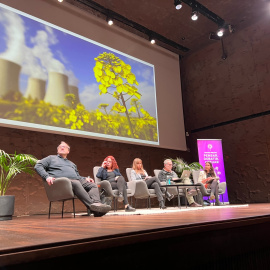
[0,195,15,221]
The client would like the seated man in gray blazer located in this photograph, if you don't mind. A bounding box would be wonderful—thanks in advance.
[158,159,202,207]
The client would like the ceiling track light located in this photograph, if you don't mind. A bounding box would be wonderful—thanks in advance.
[107,18,113,25]
[174,0,183,10]
[191,10,199,21]
[217,28,224,37]
[73,0,189,54]
[174,1,230,30]
[106,12,114,25]
[149,36,156,44]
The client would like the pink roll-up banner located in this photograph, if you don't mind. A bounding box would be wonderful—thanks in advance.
[197,139,228,203]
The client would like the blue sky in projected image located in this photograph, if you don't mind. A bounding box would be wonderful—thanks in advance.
[0,5,157,117]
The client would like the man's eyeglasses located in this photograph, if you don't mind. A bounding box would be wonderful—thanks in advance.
[58,145,70,149]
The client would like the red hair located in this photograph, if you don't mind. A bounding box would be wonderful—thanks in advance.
[104,156,119,170]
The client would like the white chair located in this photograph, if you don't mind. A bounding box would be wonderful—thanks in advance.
[192,170,227,205]
[126,168,157,209]
[93,166,136,211]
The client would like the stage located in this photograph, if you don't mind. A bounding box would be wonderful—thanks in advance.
[1,203,270,269]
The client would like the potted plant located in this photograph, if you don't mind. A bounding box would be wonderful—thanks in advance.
[170,157,203,180]
[0,149,37,221]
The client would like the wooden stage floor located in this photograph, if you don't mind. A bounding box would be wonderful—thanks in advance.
[1,203,270,269]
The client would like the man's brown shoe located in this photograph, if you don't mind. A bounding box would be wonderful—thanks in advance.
[189,202,202,207]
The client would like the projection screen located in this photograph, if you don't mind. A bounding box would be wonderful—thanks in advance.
[0,0,187,151]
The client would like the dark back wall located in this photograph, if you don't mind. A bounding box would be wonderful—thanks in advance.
[181,15,270,204]
[2,126,191,216]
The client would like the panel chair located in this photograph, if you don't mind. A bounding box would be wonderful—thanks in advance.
[93,166,136,211]
[126,168,157,209]
[192,170,227,205]
[43,177,76,218]
[154,169,186,207]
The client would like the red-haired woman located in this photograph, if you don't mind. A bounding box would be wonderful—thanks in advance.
[198,161,221,206]
[96,156,136,212]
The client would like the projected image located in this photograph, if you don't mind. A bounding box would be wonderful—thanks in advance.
[0,4,158,144]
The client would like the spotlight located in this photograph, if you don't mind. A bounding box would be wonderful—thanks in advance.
[174,0,182,10]
[58,0,63,2]
[149,33,156,44]
[217,28,224,37]
[107,18,113,25]
[191,10,199,21]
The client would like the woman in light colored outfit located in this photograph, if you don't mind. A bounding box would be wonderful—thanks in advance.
[130,158,174,209]
[198,161,221,206]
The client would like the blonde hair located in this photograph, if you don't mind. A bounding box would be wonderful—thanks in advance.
[132,158,144,172]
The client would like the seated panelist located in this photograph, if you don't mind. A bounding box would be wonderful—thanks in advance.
[158,159,202,207]
[130,158,174,209]
[34,141,111,217]
[96,155,136,212]
[198,161,221,206]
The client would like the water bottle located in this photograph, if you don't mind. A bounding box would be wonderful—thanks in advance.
[166,175,171,185]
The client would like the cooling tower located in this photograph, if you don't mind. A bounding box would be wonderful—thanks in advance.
[44,72,69,106]
[25,78,46,100]
[0,58,21,98]
[68,85,80,104]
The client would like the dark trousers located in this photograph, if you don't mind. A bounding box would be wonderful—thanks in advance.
[110,176,129,205]
[145,176,164,202]
[69,178,101,209]
[210,179,219,199]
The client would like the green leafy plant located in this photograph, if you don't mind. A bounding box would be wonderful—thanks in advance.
[170,157,203,178]
[0,150,38,196]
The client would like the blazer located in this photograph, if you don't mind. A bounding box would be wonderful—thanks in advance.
[130,169,148,181]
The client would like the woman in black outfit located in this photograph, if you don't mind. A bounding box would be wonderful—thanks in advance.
[96,155,135,212]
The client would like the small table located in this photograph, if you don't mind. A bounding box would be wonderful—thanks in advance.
[161,182,201,208]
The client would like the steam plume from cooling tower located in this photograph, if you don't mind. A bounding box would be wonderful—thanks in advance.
[0,7,79,101]
[0,7,47,99]
[0,8,25,65]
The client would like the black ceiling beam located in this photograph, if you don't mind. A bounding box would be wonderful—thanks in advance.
[182,0,225,27]
[75,0,190,54]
